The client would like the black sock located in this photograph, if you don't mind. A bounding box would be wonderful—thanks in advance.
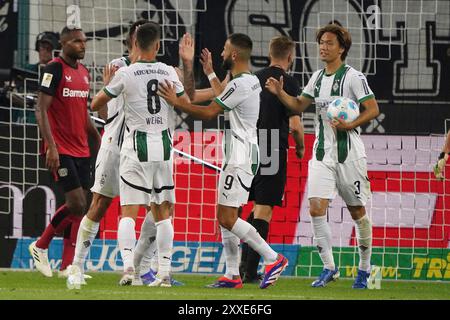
[239,211,254,277]
[245,218,269,279]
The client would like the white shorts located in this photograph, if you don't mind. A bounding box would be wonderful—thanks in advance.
[307,158,371,206]
[119,153,175,206]
[90,147,120,198]
[218,167,254,208]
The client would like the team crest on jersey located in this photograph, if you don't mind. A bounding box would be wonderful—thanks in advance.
[65,75,72,82]
[58,168,68,177]
[41,73,53,88]
[332,81,340,92]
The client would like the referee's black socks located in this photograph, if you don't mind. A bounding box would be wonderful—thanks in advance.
[239,211,254,277]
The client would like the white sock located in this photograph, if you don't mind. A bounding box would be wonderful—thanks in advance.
[354,215,372,272]
[118,217,136,272]
[220,226,240,279]
[150,251,159,274]
[134,212,157,275]
[230,218,277,264]
[73,216,99,272]
[311,215,335,270]
[155,218,174,278]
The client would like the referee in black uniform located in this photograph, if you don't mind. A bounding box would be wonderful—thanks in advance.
[240,36,305,283]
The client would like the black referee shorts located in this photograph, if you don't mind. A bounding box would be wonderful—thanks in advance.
[248,149,287,207]
[51,155,91,193]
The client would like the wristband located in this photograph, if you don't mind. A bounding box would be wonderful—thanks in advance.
[207,72,217,81]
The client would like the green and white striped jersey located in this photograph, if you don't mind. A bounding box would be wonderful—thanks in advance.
[104,60,184,161]
[214,72,261,174]
[301,64,374,163]
[100,56,130,152]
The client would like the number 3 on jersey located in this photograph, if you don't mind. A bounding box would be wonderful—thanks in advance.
[147,79,161,114]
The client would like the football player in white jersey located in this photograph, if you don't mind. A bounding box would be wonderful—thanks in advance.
[65,20,149,289]
[265,23,380,289]
[158,33,289,289]
[91,22,189,287]
[131,32,196,287]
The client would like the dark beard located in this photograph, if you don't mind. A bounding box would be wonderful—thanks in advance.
[67,50,85,61]
[222,58,232,71]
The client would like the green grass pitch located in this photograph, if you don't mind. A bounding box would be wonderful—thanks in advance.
[0,270,449,300]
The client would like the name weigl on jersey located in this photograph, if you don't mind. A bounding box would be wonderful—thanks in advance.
[146,116,163,125]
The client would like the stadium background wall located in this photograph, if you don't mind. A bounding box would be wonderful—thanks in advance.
[0,0,449,281]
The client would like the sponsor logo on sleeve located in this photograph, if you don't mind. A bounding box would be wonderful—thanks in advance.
[41,73,53,88]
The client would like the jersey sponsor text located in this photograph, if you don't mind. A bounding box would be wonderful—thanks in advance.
[62,88,89,98]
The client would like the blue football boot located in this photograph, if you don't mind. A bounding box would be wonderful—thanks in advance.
[141,269,185,286]
[352,269,370,289]
[311,267,340,287]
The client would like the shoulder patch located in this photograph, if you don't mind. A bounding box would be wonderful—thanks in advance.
[41,73,53,88]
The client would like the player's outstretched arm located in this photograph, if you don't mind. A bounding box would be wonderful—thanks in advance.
[265,76,311,113]
[200,48,226,96]
[191,88,215,104]
[190,49,230,104]
[332,97,380,131]
[91,63,117,112]
[179,32,195,100]
[91,90,113,112]
[191,75,230,104]
[35,92,59,173]
[158,80,222,121]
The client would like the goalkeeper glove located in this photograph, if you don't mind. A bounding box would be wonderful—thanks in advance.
[434,152,449,181]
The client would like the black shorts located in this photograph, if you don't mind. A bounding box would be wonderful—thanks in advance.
[248,149,287,207]
[52,155,91,193]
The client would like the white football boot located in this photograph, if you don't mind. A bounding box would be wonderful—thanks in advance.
[58,268,92,281]
[28,241,52,277]
[131,273,143,286]
[148,275,172,288]
[66,265,85,290]
[119,267,135,286]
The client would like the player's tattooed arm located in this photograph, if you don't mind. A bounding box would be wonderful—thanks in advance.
[179,33,195,100]
[158,80,222,121]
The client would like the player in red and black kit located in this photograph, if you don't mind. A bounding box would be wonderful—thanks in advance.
[29,26,101,278]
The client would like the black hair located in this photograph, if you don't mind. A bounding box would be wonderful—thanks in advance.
[60,26,83,38]
[227,33,252,60]
[126,19,149,49]
[316,23,352,60]
[136,22,161,50]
